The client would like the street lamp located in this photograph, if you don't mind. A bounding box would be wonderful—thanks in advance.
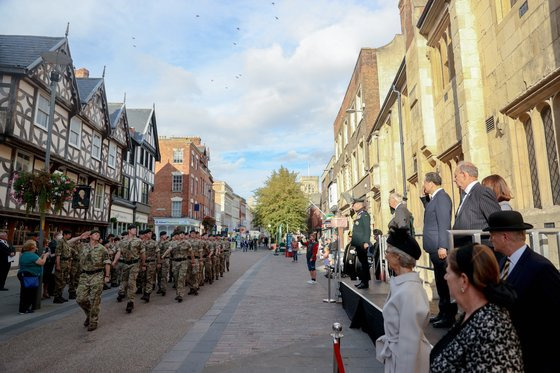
[35,50,72,309]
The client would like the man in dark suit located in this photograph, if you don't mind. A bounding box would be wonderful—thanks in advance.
[421,172,456,328]
[0,231,16,290]
[452,161,500,247]
[351,197,371,289]
[485,210,560,373]
[388,192,413,234]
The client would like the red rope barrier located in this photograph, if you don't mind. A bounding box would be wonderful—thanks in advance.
[334,341,345,373]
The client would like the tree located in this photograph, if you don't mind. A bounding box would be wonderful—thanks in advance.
[253,166,308,238]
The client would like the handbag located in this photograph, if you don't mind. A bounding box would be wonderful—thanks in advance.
[23,276,40,289]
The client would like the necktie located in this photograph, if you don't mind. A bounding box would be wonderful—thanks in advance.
[500,258,511,280]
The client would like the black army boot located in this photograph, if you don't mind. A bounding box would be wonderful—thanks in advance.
[126,301,134,313]
[83,317,90,327]
[117,293,125,302]
[68,292,77,300]
[141,293,150,302]
[175,295,183,303]
[161,290,166,296]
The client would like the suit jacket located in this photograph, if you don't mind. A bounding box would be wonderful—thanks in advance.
[388,203,413,234]
[452,182,500,247]
[0,240,15,262]
[351,210,371,248]
[422,190,452,253]
[504,247,560,373]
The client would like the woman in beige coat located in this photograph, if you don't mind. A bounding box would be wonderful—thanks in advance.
[376,228,431,373]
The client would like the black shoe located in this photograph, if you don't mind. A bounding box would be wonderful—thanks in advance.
[111,283,119,288]
[141,293,150,302]
[84,317,90,327]
[117,294,124,303]
[356,283,369,289]
[135,288,143,294]
[354,282,363,287]
[156,289,162,294]
[188,289,195,295]
[87,324,97,331]
[176,296,183,303]
[432,319,454,328]
[53,297,65,304]
[68,293,76,300]
[429,314,444,324]
[126,302,134,313]
[161,291,166,296]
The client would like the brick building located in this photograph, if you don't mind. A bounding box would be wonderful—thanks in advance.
[149,136,214,236]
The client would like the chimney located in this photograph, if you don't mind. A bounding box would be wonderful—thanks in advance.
[75,68,90,78]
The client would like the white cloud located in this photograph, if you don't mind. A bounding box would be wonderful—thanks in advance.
[0,0,402,198]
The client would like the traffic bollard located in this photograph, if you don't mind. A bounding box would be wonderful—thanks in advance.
[323,266,336,303]
[331,322,345,373]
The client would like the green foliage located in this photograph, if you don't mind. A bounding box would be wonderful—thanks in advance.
[10,171,76,213]
[253,166,307,235]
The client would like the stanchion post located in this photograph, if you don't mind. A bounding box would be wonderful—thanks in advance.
[331,322,344,373]
[323,265,336,303]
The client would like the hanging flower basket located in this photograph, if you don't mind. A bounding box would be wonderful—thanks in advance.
[10,171,76,213]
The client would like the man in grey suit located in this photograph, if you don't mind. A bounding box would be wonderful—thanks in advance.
[422,172,456,328]
[452,161,500,247]
[388,192,413,234]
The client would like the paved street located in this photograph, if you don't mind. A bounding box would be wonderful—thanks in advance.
[0,248,380,372]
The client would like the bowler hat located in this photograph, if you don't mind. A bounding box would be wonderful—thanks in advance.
[483,211,533,232]
[386,228,421,260]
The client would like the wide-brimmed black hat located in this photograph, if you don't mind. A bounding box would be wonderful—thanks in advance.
[483,211,533,232]
[386,228,421,260]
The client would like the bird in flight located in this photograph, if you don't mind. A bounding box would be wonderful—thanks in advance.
[275,16,279,20]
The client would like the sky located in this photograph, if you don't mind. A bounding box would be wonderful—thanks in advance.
[0,0,402,199]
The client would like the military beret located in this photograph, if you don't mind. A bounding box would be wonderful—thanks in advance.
[90,228,100,235]
[127,224,137,230]
[159,231,168,237]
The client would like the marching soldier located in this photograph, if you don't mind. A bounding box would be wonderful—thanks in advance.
[113,224,145,313]
[186,234,199,296]
[68,235,87,300]
[140,228,159,302]
[222,236,231,272]
[218,238,225,277]
[76,229,111,331]
[156,231,170,296]
[108,236,121,287]
[53,230,83,303]
[168,231,189,302]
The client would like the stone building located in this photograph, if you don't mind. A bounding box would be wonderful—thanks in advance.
[0,35,129,243]
[213,181,235,235]
[150,136,214,236]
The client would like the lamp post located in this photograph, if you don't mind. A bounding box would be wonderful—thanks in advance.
[35,50,72,309]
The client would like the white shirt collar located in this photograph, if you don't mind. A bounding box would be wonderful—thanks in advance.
[431,188,443,198]
[464,180,479,195]
[508,244,527,273]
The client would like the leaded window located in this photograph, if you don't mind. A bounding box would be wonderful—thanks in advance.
[523,118,542,208]
[35,94,49,128]
[541,106,560,205]
[172,174,183,192]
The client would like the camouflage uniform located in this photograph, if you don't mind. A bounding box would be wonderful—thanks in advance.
[53,238,73,299]
[106,242,119,286]
[212,242,220,281]
[187,239,199,295]
[142,238,159,299]
[222,239,231,272]
[116,237,144,304]
[68,241,83,299]
[218,241,225,277]
[171,240,190,301]
[157,239,171,294]
[201,240,213,285]
[76,241,111,330]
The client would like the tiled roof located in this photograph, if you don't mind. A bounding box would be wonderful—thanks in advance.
[0,35,65,70]
[76,78,102,104]
[108,103,124,128]
[127,108,152,134]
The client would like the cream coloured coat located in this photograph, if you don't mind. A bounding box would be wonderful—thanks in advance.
[375,271,431,373]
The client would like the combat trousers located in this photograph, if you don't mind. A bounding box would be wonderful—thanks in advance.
[219,255,225,276]
[204,257,213,283]
[76,272,104,327]
[187,260,199,291]
[158,258,170,292]
[144,262,157,295]
[53,260,71,298]
[119,263,140,302]
[68,261,81,297]
[173,260,188,297]
[225,253,230,271]
[111,262,123,285]
[212,256,219,280]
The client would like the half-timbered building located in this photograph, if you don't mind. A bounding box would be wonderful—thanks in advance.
[0,35,129,244]
[109,107,160,234]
